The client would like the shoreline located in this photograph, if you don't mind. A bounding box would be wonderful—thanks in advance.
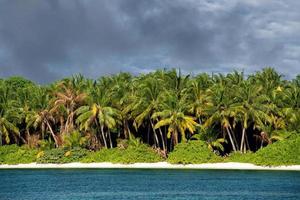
[1,162,300,171]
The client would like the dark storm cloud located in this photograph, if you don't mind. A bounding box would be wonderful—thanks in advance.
[0,0,299,83]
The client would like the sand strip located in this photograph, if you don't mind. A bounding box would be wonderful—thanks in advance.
[0,162,300,171]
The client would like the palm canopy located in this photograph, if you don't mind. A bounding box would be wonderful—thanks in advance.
[0,68,299,155]
[152,92,199,147]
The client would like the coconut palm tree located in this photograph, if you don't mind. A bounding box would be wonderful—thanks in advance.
[233,81,272,152]
[0,84,20,145]
[152,92,199,149]
[204,83,238,152]
[132,76,167,153]
[0,116,19,146]
[76,104,119,149]
[186,77,213,125]
[76,85,120,149]
[51,79,87,135]
[33,109,60,147]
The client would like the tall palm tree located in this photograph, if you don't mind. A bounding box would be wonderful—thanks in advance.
[152,93,199,149]
[76,104,119,149]
[233,81,271,152]
[51,80,87,135]
[204,83,238,152]
[186,77,212,125]
[132,76,166,153]
[33,109,60,147]
[76,85,120,149]
[0,117,19,146]
[0,84,20,145]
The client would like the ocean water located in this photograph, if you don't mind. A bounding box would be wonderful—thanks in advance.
[0,169,299,200]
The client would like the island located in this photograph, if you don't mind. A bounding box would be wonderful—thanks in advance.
[0,68,300,169]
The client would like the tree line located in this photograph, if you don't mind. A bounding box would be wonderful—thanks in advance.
[0,68,299,156]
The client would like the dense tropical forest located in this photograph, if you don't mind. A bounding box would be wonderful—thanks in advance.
[0,68,300,165]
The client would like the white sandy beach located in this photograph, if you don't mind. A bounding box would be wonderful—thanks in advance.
[1,162,300,171]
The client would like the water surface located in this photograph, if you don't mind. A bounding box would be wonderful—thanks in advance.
[0,169,299,200]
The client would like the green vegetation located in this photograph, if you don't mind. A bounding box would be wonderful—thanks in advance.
[0,68,300,166]
[0,135,299,165]
[37,148,89,164]
[226,134,300,166]
[0,145,37,164]
[0,140,163,164]
[167,140,222,164]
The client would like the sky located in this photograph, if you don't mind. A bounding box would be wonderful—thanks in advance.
[0,0,299,83]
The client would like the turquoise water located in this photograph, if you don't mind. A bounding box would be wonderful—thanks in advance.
[0,169,299,200]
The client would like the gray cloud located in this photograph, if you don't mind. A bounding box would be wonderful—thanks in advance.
[0,0,299,83]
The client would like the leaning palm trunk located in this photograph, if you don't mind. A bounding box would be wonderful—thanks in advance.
[46,120,59,147]
[225,126,237,152]
[64,113,75,135]
[158,127,166,156]
[100,124,108,148]
[108,129,113,148]
[123,120,131,139]
[150,119,159,148]
[229,126,239,149]
[173,129,178,146]
[245,135,250,151]
[26,129,30,145]
[240,127,246,152]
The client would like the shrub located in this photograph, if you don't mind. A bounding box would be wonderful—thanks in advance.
[251,134,300,166]
[37,147,90,163]
[0,145,38,164]
[167,140,222,164]
[225,151,254,163]
[63,130,88,149]
[226,134,300,166]
[82,144,163,164]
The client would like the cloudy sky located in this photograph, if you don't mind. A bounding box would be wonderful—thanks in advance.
[0,0,299,83]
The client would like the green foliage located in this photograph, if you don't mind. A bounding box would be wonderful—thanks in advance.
[37,147,90,164]
[63,131,87,149]
[225,151,254,163]
[167,140,222,164]
[226,134,300,166]
[251,134,300,166]
[1,68,300,166]
[0,145,37,164]
[82,144,163,164]
[38,139,55,150]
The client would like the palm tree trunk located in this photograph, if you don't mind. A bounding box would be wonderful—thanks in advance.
[64,115,70,134]
[27,129,30,145]
[164,126,167,151]
[240,127,246,152]
[124,120,131,140]
[108,129,113,148]
[225,126,236,152]
[198,118,202,125]
[245,134,250,151]
[20,136,27,145]
[46,121,59,147]
[158,127,166,156]
[100,124,108,148]
[150,119,159,148]
[173,129,178,146]
[60,116,65,134]
[229,126,239,150]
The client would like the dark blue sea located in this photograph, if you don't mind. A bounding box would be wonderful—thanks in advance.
[0,169,299,200]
